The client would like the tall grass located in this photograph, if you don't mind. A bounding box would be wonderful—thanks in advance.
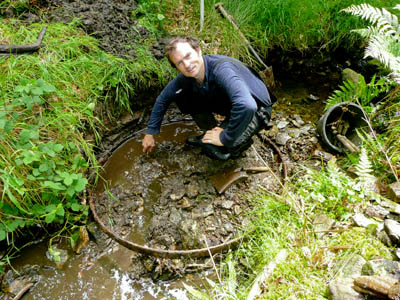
[205,0,399,54]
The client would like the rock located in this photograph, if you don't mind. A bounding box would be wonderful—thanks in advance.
[388,182,400,203]
[312,150,335,162]
[169,207,182,225]
[277,120,290,129]
[342,68,365,85]
[275,132,291,146]
[328,277,365,300]
[312,214,335,238]
[380,199,400,215]
[334,254,366,279]
[192,203,214,219]
[170,188,185,201]
[221,200,234,209]
[364,205,390,220]
[287,128,301,138]
[307,94,320,101]
[293,114,305,126]
[362,259,400,280]
[7,278,31,294]
[377,230,393,247]
[352,213,383,232]
[46,246,69,269]
[186,182,199,198]
[384,219,400,245]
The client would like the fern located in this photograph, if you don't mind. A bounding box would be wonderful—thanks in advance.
[342,4,400,37]
[325,76,393,111]
[342,3,400,84]
[355,148,377,193]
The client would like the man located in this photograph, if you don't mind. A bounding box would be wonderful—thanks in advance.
[142,36,275,160]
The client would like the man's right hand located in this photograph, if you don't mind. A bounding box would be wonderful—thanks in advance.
[142,134,156,153]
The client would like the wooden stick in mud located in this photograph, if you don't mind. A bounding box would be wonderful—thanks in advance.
[12,283,33,300]
[336,134,360,153]
[0,26,47,54]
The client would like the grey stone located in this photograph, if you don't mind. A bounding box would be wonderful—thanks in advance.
[169,208,182,225]
[334,254,366,279]
[384,219,400,244]
[362,259,400,280]
[389,182,400,203]
[293,114,305,126]
[328,277,364,300]
[352,213,383,232]
[287,128,301,138]
[377,230,393,247]
[277,120,290,129]
[221,200,234,209]
[364,205,390,220]
[380,199,400,215]
[192,203,214,219]
[275,132,291,146]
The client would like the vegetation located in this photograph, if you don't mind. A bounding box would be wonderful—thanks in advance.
[0,18,171,261]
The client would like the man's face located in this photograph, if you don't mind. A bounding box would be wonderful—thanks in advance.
[169,42,204,82]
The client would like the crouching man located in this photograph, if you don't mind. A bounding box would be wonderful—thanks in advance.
[142,36,276,160]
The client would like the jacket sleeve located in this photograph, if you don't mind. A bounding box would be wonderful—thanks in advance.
[213,64,258,147]
[146,76,185,135]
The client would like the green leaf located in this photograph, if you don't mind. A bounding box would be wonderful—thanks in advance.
[0,229,6,241]
[71,203,81,212]
[157,14,165,21]
[31,87,44,96]
[56,206,65,217]
[74,177,88,193]
[54,144,63,153]
[45,212,56,223]
[42,181,65,190]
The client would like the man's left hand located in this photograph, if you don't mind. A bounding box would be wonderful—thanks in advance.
[202,127,224,146]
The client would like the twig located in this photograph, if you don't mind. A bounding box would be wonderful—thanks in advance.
[247,249,288,300]
[12,283,33,300]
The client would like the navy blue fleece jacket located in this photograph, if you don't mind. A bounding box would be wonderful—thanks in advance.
[146,54,273,147]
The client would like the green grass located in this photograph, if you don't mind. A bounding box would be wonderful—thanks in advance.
[209,0,399,54]
[0,19,171,247]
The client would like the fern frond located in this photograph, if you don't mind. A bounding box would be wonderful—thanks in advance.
[365,34,400,72]
[342,3,399,37]
[355,148,377,190]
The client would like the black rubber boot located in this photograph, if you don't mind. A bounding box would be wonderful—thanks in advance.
[186,134,204,147]
[200,143,231,161]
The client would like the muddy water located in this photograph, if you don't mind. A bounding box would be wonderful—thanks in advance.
[11,123,205,300]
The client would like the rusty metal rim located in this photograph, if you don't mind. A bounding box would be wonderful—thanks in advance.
[89,192,247,258]
[89,123,287,258]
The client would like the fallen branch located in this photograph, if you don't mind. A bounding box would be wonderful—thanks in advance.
[247,249,288,300]
[0,26,47,54]
[12,283,33,300]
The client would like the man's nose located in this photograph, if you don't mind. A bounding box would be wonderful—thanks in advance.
[183,59,190,68]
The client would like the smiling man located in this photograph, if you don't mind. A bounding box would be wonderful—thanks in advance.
[142,36,276,160]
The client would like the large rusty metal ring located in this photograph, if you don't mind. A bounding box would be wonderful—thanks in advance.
[89,123,287,258]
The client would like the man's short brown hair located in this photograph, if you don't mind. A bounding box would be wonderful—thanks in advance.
[164,36,200,67]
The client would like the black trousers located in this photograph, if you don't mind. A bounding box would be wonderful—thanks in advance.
[176,98,272,160]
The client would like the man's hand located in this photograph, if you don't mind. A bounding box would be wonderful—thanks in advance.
[142,134,156,153]
[202,127,224,146]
